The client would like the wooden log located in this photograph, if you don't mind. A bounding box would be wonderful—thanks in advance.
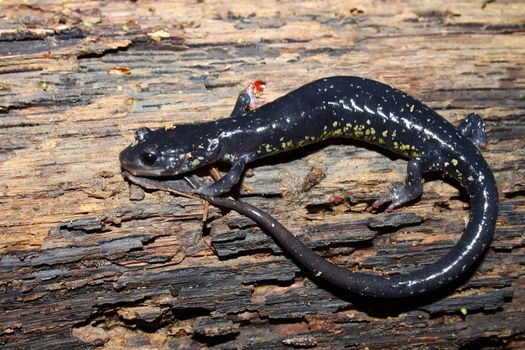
[1,0,524,348]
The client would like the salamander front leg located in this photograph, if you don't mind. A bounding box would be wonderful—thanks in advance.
[372,157,428,212]
[457,113,488,149]
[195,159,246,196]
[230,89,252,118]
[229,80,267,118]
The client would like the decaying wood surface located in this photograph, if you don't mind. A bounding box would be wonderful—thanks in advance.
[1,0,524,349]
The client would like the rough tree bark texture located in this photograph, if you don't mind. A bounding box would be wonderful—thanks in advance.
[1,0,524,349]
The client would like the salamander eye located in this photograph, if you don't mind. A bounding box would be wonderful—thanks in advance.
[140,152,157,166]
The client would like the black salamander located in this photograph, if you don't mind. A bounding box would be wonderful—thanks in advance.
[120,76,498,298]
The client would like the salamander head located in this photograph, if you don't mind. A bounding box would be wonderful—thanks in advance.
[119,126,220,177]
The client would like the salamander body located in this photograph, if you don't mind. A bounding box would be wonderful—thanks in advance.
[120,76,498,297]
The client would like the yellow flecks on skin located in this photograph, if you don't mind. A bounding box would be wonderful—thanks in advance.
[468,176,474,181]
[353,124,365,138]
[393,141,398,149]
[300,136,315,146]
[323,125,328,131]
[191,159,201,167]
[165,123,177,130]
[198,156,204,160]
[378,138,385,144]
[392,130,397,138]
[280,140,294,149]
[444,162,450,167]
[365,128,376,137]
[333,129,342,136]
[333,121,338,127]
[265,144,273,153]
[382,130,388,138]
[451,159,458,166]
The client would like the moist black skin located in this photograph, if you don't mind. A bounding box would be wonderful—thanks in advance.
[120,76,498,298]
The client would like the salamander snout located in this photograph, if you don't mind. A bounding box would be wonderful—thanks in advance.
[119,147,138,174]
[119,145,160,176]
[119,139,189,177]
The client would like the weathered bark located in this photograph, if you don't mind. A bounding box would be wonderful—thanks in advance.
[1,1,524,349]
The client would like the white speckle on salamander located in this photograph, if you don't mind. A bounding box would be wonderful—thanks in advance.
[350,99,363,112]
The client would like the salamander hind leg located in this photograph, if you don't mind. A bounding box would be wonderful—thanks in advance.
[457,113,488,149]
[372,156,430,212]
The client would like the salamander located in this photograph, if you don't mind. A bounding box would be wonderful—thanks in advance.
[120,76,498,298]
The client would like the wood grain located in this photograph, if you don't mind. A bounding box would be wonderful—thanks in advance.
[1,0,524,348]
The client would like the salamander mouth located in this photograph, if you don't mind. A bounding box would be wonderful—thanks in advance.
[122,167,163,177]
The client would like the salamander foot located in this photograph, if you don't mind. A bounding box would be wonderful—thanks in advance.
[372,157,428,212]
